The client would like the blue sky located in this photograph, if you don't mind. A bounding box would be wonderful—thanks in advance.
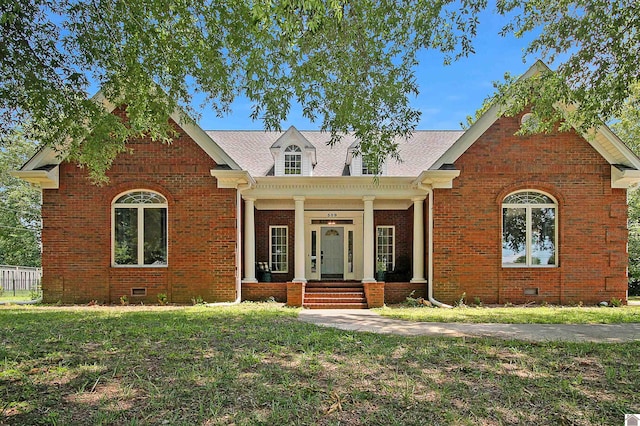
[199,10,538,131]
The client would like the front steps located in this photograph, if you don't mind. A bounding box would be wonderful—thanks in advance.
[303,282,368,309]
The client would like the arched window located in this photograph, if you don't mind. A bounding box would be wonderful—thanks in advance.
[284,145,302,175]
[502,191,557,267]
[113,191,168,266]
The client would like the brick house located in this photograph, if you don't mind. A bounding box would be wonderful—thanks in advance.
[15,62,640,306]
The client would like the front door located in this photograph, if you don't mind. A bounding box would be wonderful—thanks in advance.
[321,227,344,279]
[307,215,358,281]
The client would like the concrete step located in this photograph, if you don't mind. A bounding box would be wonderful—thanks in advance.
[304,296,367,304]
[304,302,369,309]
[305,287,364,293]
[306,282,363,289]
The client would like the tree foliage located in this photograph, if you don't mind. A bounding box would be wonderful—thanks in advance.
[1,0,485,181]
[1,0,639,181]
[490,0,639,134]
[0,134,41,266]
[611,83,640,296]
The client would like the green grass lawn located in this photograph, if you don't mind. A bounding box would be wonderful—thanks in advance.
[1,303,639,425]
[377,304,640,324]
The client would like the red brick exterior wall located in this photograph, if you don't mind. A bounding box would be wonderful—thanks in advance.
[432,114,628,305]
[384,282,427,304]
[41,115,237,304]
[241,282,287,302]
[254,210,296,282]
[374,208,414,274]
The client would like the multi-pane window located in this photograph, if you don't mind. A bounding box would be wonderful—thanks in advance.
[362,159,376,175]
[284,145,302,175]
[113,191,168,266]
[376,226,395,271]
[270,226,288,272]
[502,191,557,267]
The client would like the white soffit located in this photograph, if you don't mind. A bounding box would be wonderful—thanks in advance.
[11,167,59,189]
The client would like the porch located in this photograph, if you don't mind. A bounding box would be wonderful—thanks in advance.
[241,280,427,308]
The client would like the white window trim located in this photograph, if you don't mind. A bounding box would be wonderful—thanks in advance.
[112,190,168,268]
[502,190,558,268]
[376,225,395,271]
[283,145,302,176]
[269,225,289,273]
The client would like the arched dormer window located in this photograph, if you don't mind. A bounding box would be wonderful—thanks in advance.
[113,190,168,266]
[284,145,302,175]
[502,190,557,267]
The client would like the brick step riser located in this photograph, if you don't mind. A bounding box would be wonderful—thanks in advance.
[304,297,367,303]
[304,303,368,309]
[305,288,364,293]
[306,283,364,289]
[305,295,365,299]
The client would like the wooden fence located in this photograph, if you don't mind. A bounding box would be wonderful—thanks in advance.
[0,265,42,295]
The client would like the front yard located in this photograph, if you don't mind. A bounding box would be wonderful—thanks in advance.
[1,303,639,425]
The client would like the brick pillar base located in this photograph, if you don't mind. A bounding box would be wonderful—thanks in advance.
[286,282,306,307]
[363,282,385,308]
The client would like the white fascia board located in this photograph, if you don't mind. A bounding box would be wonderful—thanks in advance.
[11,167,59,189]
[594,125,640,170]
[171,111,240,169]
[431,103,502,170]
[210,169,255,189]
[20,147,62,172]
[431,61,547,171]
[611,166,640,189]
[413,170,461,189]
[19,91,242,174]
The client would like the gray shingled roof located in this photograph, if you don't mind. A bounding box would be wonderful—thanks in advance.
[206,130,464,177]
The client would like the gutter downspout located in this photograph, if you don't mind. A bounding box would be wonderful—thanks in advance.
[206,184,247,307]
[420,185,452,308]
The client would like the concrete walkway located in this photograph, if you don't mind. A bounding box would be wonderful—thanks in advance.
[298,309,640,343]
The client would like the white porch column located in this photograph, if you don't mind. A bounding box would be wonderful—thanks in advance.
[362,196,376,283]
[243,197,258,283]
[293,196,307,283]
[411,196,427,283]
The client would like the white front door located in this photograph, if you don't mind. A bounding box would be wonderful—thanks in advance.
[321,227,344,278]
[306,212,361,281]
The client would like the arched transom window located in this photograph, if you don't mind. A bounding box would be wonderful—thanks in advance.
[113,191,168,266]
[502,191,557,267]
[284,145,302,175]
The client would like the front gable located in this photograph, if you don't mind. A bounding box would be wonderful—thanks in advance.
[13,92,241,188]
[431,61,640,188]
[270,126,317,177]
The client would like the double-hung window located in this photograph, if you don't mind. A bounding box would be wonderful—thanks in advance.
[502,191,557,267]
[113,191,168,266]
[376,226,395,271]
[284,145,302,175]
[270,226,288,272]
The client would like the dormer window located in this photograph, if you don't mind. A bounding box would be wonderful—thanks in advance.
[361,158,377,175]
[284,145,302,175]
[270,126,316,176]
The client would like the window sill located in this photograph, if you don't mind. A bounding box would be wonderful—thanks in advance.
[112,264,169,268]
[502,264,557,269]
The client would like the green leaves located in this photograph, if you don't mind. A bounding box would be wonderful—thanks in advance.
[2,0,639,180]
[1,0,492,180]
[491,0,640,133]
[0,133,41,266]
